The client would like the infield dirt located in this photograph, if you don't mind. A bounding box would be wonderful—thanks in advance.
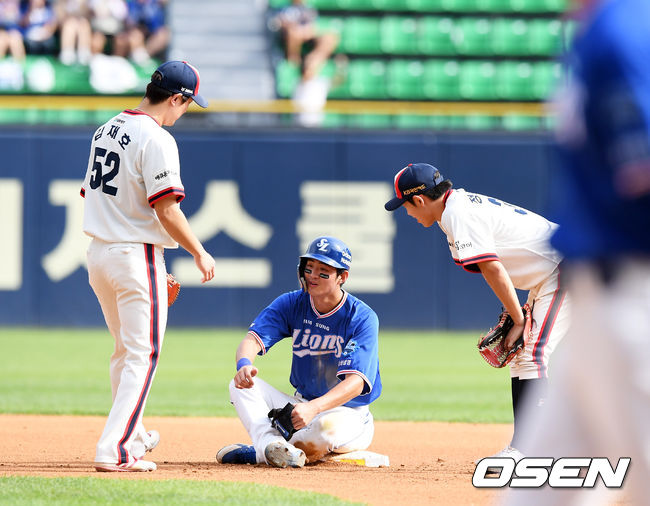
[0,415,511,505]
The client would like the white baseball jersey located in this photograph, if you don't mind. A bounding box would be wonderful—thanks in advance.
[81,109,185,248]
[438,189,562,290]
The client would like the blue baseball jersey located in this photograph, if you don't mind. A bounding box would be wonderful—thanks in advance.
[247,290,382,408]
[551,0,650,259]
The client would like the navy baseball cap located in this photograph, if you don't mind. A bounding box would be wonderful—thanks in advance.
[150,60,208,108]
[384,163,444,211]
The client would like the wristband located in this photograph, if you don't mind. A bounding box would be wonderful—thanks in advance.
[236,358,252,371]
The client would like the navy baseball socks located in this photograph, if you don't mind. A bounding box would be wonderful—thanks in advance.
[216,444,258,465]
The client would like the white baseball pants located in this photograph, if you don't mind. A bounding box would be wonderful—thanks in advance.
[229,377,375,464]
[87,238,167,465]
[511,267,571,379]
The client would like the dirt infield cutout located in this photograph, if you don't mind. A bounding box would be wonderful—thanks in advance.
[0,415,510,505]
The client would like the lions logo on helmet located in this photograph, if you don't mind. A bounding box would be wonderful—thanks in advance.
[298,236,352,291]
[316,238,330,252]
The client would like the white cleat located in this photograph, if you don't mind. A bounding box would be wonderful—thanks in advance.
[264,441,306,468]
[95,459,157,472]
[476,445,525,475]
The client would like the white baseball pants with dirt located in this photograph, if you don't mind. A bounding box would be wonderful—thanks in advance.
[87,238,167,466]
[510,267,571,379]
[229,377,374,464]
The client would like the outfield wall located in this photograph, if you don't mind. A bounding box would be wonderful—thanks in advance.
[0,127,556,329]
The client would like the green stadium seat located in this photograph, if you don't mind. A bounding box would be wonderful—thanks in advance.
[454,18,494,56]
[386,59,426,99]
[380,17,419,55]
[316,17,344,37]
[347,113,393,128]
[308,0,342,8]
[501,114,542,130]
[373,0,412,10]
[0,109,27,124]
[463,114,499,129]
[496,61,537,100]
[507,0,568,13]
[474,0,512,13]
[491,19,531,56]
[395,114,432,129]
[348,59,388,98]
[417,17,456,55]
[337,0,379,9]
[422,59,461,100]
[269,0,290,8]
[527,19,563,56]
[276,60,301,98]
[459,60,498,100]
[326,60,353,98]
[57,109,91,125]
[531,61,562,100]
[439,0,478,13]
[321,113,347,128]
[404,0,446,12]
[340,17,381,54]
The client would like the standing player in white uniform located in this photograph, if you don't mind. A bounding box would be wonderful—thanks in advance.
[216,236,382,468]
[384,163,570,462]
[81,60,215,472]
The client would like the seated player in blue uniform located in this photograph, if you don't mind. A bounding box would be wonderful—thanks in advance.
[216,236,382,468]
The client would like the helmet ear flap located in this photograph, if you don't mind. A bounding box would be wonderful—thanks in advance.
[297,258,308,291]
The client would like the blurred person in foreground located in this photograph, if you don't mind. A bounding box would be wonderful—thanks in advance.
[504,0,650,504]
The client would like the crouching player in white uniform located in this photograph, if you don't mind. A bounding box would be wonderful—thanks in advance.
[216,236,382,468]
[384,163,570,464]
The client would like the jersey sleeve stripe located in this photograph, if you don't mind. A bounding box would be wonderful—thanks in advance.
[148,187,185,207]
[337,370,373,395]
[247,330,266,355]
[80,187,85,198]
[453,254,499,272]
[456,253,499,264]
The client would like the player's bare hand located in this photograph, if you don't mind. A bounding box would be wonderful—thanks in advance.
[505,321,525,351]
[195,252,215,283]
[234,365,258,389]
[291,401,318,430]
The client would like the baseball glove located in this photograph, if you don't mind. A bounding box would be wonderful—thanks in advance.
[167,273,181,307]
[477,304,532,368]
[268,402,298,441]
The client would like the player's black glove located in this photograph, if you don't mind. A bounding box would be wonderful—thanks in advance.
[268,402,298,441]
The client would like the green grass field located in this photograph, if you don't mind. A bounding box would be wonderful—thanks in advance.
[0,327,512,422]
[0,326,512,504]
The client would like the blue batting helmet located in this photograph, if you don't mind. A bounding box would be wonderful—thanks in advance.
[298,236,352,290]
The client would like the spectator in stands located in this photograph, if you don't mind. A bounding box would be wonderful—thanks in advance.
[20,0,58,55]
[274,0,338,81]
[88,0,127,56]
[55,0,92,64]
[0,0,26,61]
[116,0,169,65]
